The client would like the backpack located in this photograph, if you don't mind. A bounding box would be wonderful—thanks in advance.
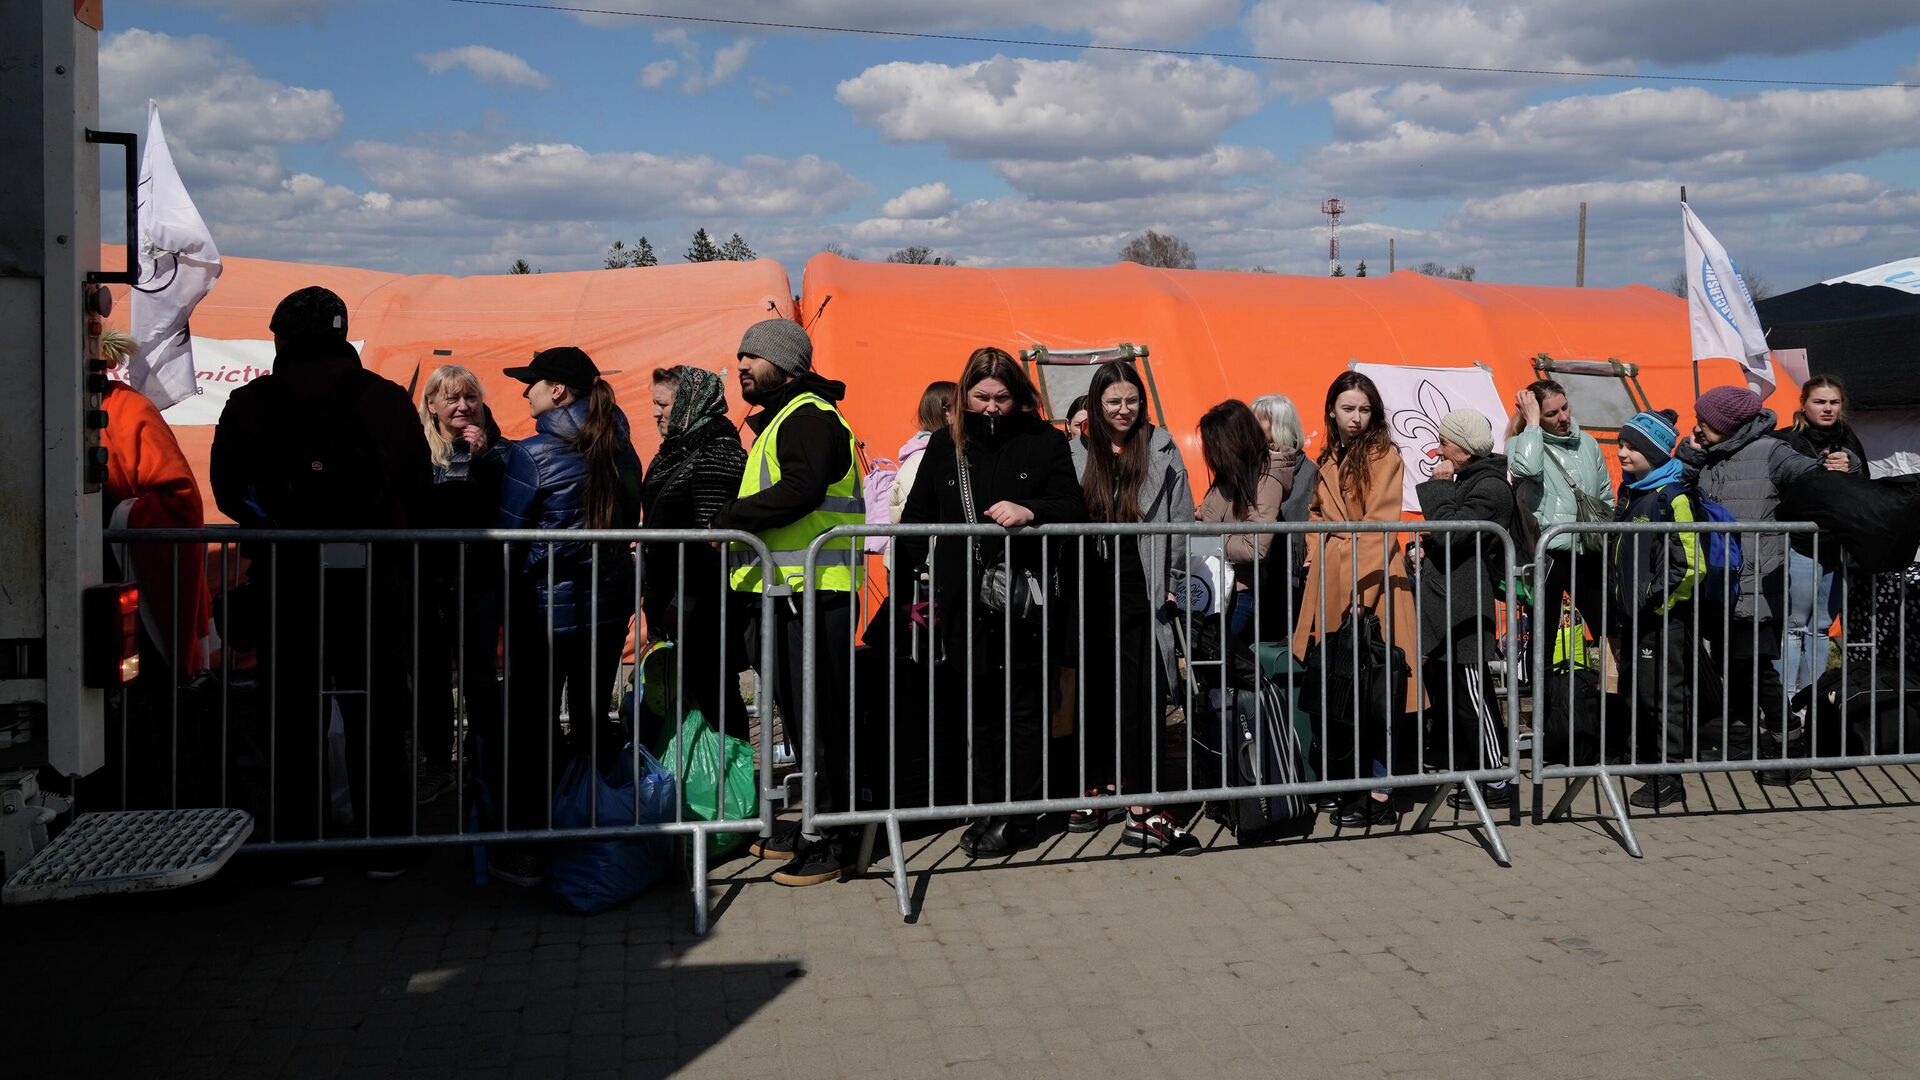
[861,455,897,555]
[1691,491,1744,607]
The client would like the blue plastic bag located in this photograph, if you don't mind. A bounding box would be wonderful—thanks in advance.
[548,744,676,914]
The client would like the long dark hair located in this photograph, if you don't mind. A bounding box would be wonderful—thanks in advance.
[1319,371,1393,508]
[1792,374,1847,432]
[1200,399,1266,520]
[572,376,630,529]
[1082,361,1152,524]
[950,347,1039,455]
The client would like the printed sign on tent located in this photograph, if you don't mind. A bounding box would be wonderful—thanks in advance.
[1351,362,1509,512]
[154,338,364,426]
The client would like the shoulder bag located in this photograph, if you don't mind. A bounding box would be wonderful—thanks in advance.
[956,450,1044,620]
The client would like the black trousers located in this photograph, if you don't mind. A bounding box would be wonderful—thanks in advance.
[1421,658,1505,774]
[493,616,627,832]
[1698,604,1786,755]
[1619,607,1700,763]
[758,591,853,826]
[938,618,1050,809]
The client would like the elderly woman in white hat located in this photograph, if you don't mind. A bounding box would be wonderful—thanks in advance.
[1414,408,1522,809]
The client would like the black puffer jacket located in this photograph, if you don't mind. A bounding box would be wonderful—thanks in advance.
[426,407,512,529]
[897,410,1087,642]
[1414,453,1518,664]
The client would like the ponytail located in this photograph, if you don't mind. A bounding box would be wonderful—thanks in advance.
[573,378,629,529]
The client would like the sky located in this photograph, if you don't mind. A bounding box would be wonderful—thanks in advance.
[102,0,1920,291]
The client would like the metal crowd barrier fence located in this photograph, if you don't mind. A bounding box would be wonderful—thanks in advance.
[802,520,1523,921]
[1529,521,1917,857]
[97,526,783,935]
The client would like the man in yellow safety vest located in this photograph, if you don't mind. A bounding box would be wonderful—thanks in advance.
[710,318,864,886]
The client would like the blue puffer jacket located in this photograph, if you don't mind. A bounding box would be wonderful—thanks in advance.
[499,399,643,633]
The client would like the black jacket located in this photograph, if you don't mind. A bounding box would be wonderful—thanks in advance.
[1414,453,1517,664]
[710,372,852,535]
[1771,420,1869,478]
[426,407,512,530]
[211,336,430,531]
[640,419,747,630]
[897,410,1087,635]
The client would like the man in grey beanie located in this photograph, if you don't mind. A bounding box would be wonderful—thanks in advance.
[711,317,866,886]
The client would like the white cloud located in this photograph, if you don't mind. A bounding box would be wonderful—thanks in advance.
[994,147,1277,201]
[569,0,1239,45]
[1313,85,1920,197]
[640,31,754,94]
[838,55,1264,161]
[346,140,872,222]
[639,59,679,89]
[881,182,955,219]
[418,45,551,91]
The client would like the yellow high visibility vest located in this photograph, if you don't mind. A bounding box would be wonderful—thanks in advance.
[729,391,866,594]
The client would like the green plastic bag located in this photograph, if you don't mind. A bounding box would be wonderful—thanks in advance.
[656,709,758,858]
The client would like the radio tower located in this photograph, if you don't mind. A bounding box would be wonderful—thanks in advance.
[1321,197,1344,276]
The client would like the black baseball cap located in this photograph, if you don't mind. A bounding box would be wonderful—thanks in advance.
[269,286,349,341]
[503,346,599,390]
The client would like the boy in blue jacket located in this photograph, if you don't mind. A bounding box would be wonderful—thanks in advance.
[1611,409,1707,809]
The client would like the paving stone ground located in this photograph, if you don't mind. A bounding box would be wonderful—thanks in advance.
[10,766,1920,1079]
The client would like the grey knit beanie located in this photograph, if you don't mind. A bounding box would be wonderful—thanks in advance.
[737,318,813,376]
[1437,407,1494,458]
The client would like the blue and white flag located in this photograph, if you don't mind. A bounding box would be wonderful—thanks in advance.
[1682,203,1773,393]
[128,100,222,411]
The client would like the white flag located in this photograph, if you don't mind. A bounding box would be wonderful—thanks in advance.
[127,100,222,412]
[1682,203,1773,393]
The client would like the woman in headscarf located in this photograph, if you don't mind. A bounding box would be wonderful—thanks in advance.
[640,364,749,729]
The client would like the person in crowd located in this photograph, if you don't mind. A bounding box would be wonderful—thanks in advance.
[710,319,866,885]
[889,380,955,523]
[95,328,216,809]
[1769,375,1868,697]
[495,346,643,886]
[417,364,511,807]
[211,286,429,883]
[897,348,1087,857]
[1678,385,1820,776]
[1067,361,1199,854]
[1251,392,1318,632]
[1413,409,1518,810]
[1196,399,1294,648]
[639,364,748,732]
[1293,371,1421,829]
[1063,394,1090,437]
[1508,379,1615,667]
[1611,409,1706,808]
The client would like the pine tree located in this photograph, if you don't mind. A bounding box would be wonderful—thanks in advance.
[1331,263,1346,277]
[719,232,756,261]
[685,228,723,263]
[632,236,658,267]
[1355,260,1368,278]
[509,259,533,275]
[604,240,631,269]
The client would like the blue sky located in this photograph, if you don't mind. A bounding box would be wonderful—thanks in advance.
[105,0,1920,291]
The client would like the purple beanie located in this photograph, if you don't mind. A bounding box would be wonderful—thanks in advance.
[1695,385,1763,435]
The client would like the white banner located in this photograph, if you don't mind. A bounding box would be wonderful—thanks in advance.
[157,338,364,426]
[129,100,223,412]
[1683,203,1774,393]
[1352,363,1509,512]
[1822,256,1920,294]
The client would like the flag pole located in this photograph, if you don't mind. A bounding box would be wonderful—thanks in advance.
[1682,186,1700,400]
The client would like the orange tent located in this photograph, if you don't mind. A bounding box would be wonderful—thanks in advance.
[102,246,795,521]
[797,254,1800,498]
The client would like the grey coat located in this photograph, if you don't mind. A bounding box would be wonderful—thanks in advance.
[1678,409,1820,622]
[1069,425,1194,689]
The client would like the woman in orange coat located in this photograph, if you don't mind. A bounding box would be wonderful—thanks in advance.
[1292,371,1420,828]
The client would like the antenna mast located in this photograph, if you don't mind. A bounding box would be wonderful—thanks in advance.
[1320,197,1345,276]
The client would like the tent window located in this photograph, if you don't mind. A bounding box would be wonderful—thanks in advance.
[1531,355,1649,441]
[1020,344,1165,433]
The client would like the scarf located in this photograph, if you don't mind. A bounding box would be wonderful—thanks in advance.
[1627,456,1687,492]
[642,366,734,513]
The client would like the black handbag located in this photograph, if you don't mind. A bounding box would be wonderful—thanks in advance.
[955,450,1043,619]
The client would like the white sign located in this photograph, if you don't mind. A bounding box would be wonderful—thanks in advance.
[160,338,365,425]
[1683,203,1774,393]
[128,100,222,411]
[1352,363,1509,512]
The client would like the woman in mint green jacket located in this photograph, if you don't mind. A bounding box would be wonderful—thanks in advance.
[1506,379,1615,662]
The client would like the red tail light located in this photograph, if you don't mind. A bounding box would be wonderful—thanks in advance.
[83,582,140,688]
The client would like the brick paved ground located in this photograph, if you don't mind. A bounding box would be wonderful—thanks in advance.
[10,767,1920,1079]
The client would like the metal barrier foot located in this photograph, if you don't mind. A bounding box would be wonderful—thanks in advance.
[1593,771,1645,859]
[690,834,711,936]
[885,816,912,921]
[1409,785,1451,832]
[855,822,879,876]
[1546,776,1592,822]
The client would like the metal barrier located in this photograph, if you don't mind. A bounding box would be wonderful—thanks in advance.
[1529,521,1917,856]
[97,526,783,934]
[802,520,1523,920]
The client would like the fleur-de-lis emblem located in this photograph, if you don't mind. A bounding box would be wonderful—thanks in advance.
[1391,379,1453,481]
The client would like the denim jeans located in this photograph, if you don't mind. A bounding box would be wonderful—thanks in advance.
[1776,548,1839,699]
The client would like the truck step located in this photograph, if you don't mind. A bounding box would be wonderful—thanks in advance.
[3,807,252,904]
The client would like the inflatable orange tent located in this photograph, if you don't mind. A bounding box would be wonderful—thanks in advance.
[102,246,795,521]
[797,254,1799,497]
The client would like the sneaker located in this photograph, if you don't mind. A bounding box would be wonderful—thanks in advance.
[1628,776,1686,809]
[487,849,545,888]
[1121,811,1201,856]
[415,761,457,806]
[749,820,803,861]
[770,837,850,887]
[1446,781,1515,811]
[1331,797,1401,829]
[1067,789,1125,834]
[1756,767,1812,787]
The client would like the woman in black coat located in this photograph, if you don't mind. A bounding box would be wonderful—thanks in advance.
[1413,408,1518,809]
[1770,375,1868,697]
[897,347,1087,857]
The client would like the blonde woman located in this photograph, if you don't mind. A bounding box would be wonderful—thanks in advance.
[1251,392,1317,633]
